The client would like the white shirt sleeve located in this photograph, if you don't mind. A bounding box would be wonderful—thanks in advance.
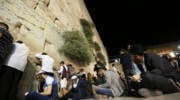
[46,76,54,85]
[58,66,64,74]
[35,53,43,59]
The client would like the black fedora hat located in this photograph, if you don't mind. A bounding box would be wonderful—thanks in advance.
[129,44,144,55]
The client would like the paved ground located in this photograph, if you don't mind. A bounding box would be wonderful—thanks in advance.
[83,92,180,100]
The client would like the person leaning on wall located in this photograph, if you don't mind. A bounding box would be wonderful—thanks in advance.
[0,22,15,100]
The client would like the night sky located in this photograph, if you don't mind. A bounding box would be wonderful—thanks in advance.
[84,0,180,56]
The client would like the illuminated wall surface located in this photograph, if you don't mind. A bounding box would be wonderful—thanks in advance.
[0,0,108,99]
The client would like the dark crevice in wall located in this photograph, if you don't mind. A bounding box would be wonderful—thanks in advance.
[53,17,59,23]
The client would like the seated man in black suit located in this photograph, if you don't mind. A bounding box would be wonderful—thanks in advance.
[129,44,180,96]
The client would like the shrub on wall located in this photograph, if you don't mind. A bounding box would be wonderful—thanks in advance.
[59,31,92,65]
[79,18,106,65]
[91,42,101,51]
[80,18,94,41]
[97,52,106,65]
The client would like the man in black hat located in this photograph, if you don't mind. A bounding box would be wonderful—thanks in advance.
[93,64,106,86]
[129,44,180,96]
[93,66,125,98]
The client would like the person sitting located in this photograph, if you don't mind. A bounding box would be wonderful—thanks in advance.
[24,53,58,100]
[61,74,94,100]
[25,69,59,100]
[167,52,180,71]
[93,67,125,98]
[129,44,180,97]
[93,64,106,85]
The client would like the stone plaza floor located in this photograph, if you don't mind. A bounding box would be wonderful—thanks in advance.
[83,92,180,100]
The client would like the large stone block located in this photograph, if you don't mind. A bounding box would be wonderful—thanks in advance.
[0,1,109,99]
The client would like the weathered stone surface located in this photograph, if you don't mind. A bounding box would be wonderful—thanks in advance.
[0,0,108,99]
[17,57,38,100]
[0,0,108,63]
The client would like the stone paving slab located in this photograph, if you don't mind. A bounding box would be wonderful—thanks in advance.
[82,92,180,100]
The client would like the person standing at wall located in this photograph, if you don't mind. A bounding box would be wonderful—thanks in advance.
[58,61,71,96]
[0,40,29,100]
[0,22,15,99]
[0,22,14,68]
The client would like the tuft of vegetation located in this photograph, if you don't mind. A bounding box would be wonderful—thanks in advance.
[80,19,101,51]
[91,42,101,51]
[80,19,94,40]
[59,31,92,65]
[79,18,106,65]
[97,52,106,65]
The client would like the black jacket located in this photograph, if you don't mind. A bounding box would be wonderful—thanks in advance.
[144,53,173,75]
[0,29,14,66]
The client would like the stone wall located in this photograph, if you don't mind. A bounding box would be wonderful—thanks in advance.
[0,0,108,67]
[0,0,108,99]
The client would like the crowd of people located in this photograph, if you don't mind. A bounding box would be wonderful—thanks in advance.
[26,44,180,100]
[0,22,180,100]
[120,44,180,97]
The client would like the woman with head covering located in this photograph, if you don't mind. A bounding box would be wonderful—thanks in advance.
[25,53,59,100]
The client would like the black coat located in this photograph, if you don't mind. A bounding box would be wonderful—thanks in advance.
[144,53,173,75]
[0,29,14,66]
[144,53,180,81]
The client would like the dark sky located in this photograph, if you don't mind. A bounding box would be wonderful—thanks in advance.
[84,0,180,56]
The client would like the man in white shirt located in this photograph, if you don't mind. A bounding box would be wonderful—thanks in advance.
[35,52,54,72]
[6,41,29,71]
[0,40,29,100]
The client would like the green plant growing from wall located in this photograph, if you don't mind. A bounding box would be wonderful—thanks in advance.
[97,52,106,65]
[91,42,101,51]
[59,31,92,65]
[80,18,94,41]
[79,18,106,65]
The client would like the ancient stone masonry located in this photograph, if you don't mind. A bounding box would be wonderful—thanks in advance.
[0,0,108,99]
